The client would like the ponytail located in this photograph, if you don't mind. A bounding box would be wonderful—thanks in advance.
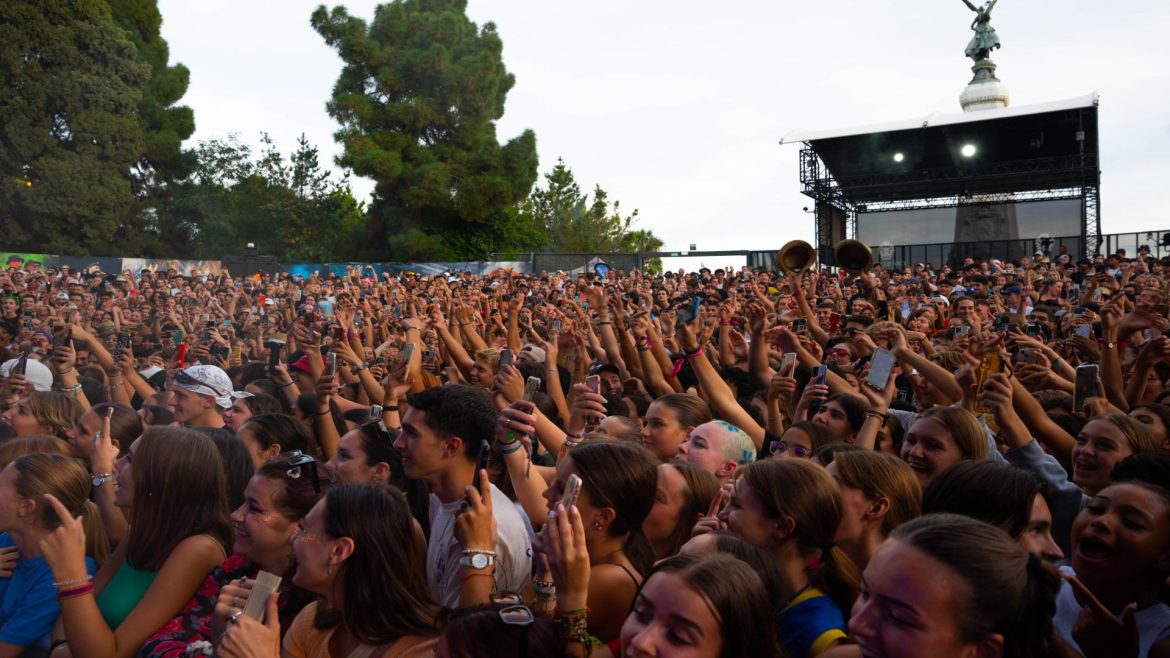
[622,526,656,579]
[80,500,110,566]
[1010,553,1068,658]
[811,546,861,620]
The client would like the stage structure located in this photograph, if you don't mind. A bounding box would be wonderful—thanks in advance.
[779,2,1101,269]
[780,93,1101,268]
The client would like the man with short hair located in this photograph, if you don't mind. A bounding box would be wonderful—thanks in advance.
[168,364,232,429]
[676,420,756,481]
[394,384,531,607]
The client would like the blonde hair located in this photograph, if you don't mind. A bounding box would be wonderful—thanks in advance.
[474,348,501,371]
[1090,413,1161,455]
[0,436,70,470]
[24,391,83,439]
[918,406,988,461]
[12,453,109,564]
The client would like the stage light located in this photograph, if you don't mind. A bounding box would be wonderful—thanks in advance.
[961,144,977,157]
[893,152,905,163]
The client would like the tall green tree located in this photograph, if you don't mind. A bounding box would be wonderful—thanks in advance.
[107,0,195,198]
[167,134,364,261]
[0,0,148,255]
[522,158,662,257]
[310,1,540,261]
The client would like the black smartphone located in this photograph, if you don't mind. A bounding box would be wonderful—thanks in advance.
[476,439,491,474]
[12,354,28,376]
[267,342,282,371]
[1073,363,1100,412]
[809,364,828,414]
[792,318,808,333]
[114,331,131,362]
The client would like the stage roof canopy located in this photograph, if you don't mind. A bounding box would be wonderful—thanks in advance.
[780,93,1100,204]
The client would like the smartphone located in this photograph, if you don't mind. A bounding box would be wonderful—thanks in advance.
[1001,323,1019,335]
[1074,324,1092,340]
[1066,285,1080,301]
[114,331,131,362]
[230,343,243,363]
[1024,323,1044,338]
[810,364,828,387]
[551,319,562,331]
[560,473,583,510]
[954,325,970,337]
[524,376,542,401]
[1074,306,1087,316]
[974,352,1005,414]
[422,349,437,368]
[54,326,73,348]
[267,342,281,371]
[242,571,282,623]
[585,374,601,395]
[176,342,188,368]
[475,439,491,475]
[779,352,798,378]
[401,341,416,363]
[827,312,841,335]
[689,295,701,324]
[12,354,28,376]
[499,349,515,369]
[866,348,896,391]
[1073,363,1100,412]
[792,317,808,333]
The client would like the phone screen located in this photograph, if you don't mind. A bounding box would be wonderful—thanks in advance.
[866,348,896,391]
[499,349,514,369]
[401,342,416,363]
[585,375,601,394]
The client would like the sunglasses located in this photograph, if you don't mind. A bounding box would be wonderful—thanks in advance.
[284,450,320,493]
[494,598,534,658]
[175,369,221,392]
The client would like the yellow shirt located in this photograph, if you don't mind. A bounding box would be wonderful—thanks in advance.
[283,602,438,658]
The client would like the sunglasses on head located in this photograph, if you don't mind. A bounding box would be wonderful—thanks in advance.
[175,369,219,391]
[284,450,320,493]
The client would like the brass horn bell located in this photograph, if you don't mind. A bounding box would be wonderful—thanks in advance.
[833,239,873,275]
[776,240,816,275]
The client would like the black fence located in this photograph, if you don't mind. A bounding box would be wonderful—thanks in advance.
[867,230,1170,271]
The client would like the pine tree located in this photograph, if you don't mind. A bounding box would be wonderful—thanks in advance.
[311,0,540,260]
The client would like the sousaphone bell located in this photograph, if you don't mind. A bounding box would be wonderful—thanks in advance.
[834,239,874,275]
[776,240,817,275]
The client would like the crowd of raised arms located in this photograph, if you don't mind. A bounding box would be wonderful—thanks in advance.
[0,246,1168,658]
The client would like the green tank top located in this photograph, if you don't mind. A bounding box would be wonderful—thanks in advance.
[96,560,159,628]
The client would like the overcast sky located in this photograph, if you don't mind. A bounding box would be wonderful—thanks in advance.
[158,0,1170,262]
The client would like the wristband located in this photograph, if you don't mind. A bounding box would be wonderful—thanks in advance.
[53,575,93,589]
[278,381,296,388]
[684,347,704,360]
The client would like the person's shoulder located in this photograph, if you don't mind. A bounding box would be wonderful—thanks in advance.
[166,534,228,567]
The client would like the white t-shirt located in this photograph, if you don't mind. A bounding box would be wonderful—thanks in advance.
[1054,566,1170,658]
[426,483,532,608]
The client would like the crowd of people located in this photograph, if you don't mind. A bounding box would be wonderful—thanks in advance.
[0,246,1168,658]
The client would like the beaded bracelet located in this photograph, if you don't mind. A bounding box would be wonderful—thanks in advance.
[53,575,93,589]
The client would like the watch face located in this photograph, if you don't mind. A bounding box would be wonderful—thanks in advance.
[471,553,489,569]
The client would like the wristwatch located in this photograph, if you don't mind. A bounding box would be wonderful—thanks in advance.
[92,473,115,487]
[460,552,495,569]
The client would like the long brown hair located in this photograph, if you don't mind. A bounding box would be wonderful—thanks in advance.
[24,391,83,439]
[657,462,719,559]
[319,483,437,644]
[833,450,922,536]
[125,427,233,571]
[738,458,860,617]
[12,453,109,564]
[570,441,660,577]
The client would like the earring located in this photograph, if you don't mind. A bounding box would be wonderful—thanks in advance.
[592,519,603,531]
[326,555,333,576]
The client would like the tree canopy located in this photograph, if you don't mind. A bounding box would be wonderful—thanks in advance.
[311,0,541,261]
[523,158,663,258]
[0,0,149,255]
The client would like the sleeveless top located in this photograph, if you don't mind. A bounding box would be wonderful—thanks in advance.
[96,560,160,628]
